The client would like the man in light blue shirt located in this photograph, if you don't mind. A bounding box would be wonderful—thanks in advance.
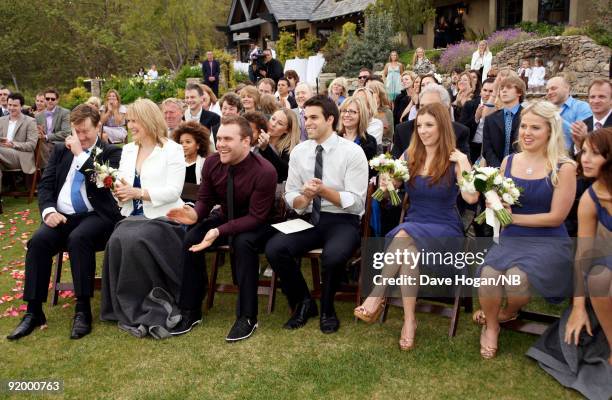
[546,76,592,149]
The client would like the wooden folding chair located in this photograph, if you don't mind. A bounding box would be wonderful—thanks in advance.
[381,192,473,337]
[50,250,102,306]
[305,183,375,308]
[2,138,44,203]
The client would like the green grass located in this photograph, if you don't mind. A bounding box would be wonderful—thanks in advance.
[0,196,581,400]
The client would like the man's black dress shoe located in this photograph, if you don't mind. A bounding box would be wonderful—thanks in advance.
[7,312,47,340]
[320,313,340,334]
[70,312,92,339]
[170,309,202,336]
[283,298,318,330]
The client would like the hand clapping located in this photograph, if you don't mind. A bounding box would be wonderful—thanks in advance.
[257,130,270,150]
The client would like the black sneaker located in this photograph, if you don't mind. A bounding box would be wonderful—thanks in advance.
[226,316,258,342]
[169,309,202,336]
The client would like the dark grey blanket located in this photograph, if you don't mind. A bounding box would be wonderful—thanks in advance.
[526,304,612,400]
[100,216,186,339]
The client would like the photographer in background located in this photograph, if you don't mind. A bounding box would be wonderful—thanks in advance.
[258,49,284,84]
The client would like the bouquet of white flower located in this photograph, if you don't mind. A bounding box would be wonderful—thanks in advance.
[369,154,410,206]
[460,166,522,238]
[87,147,119,189]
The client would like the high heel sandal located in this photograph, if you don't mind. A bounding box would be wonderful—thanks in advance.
[353,299,385,324]
[479,325,499,359]
[472,309,519,326]
[399,320,417,351]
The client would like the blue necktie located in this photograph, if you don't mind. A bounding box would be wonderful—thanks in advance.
[70,151,89,213]
[503,110,513,157]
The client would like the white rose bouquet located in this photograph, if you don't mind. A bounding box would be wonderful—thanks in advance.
[460,166,522,238]
[369,154,410,206]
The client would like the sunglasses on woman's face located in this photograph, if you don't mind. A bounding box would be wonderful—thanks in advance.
[358,75,369,80]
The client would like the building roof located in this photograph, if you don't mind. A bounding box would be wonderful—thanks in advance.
[309,0,375,22]
[228,0,374,27]
[265,0,321,20]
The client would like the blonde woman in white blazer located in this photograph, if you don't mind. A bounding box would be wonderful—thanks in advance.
[101,98,188,338]
[470,41,493,82]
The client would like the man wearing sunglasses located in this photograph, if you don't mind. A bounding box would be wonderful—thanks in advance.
[35,88,71,166]
[357,68,372,88]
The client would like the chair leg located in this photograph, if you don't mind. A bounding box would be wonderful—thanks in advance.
[205,251,222,312]
[448,286,462,337]
[267,271,277,314]
[310,258,321,298]
[28,171,39,203]
[51,252,63,306]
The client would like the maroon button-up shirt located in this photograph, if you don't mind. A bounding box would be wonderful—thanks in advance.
[194,152,277,236]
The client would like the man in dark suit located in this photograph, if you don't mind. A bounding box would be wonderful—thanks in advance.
[202,51,221,97]
[482,76,525,168]
[184,83,220,130]
[0,86,10,116]
[7,104,122,341]
[392,84,470,159]
[460,78,496,163]
[571,79,612,155]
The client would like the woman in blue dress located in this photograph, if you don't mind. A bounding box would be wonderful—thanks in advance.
[526,128,612,400]
[474,101,577,359]
[354,103,478,350]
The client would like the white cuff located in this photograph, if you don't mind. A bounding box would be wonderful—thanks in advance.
[338,191,356,209]
[42,207,58,222]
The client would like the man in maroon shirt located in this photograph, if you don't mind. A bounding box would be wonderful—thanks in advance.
[167,115,277,341]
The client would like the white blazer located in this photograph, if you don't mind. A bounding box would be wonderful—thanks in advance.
[470,51,492,82]
[117,140,185,218]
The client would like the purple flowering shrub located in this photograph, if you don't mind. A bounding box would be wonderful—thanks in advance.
[438,41,476,72]
[487,28,535,53]
[438,28,534,72]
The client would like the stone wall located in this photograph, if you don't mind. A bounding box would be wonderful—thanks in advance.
[494,35,610,93]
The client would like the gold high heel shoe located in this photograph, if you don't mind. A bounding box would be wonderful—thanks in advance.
[479,325,499,359]
[353,299,385,324]
[399,320,417,351]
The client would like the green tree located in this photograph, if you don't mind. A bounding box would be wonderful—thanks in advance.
[121,0,229,72]
[340,9,395,75]
[373,0,436,49]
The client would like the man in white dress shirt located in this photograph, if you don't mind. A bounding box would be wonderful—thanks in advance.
[265,95,368,334]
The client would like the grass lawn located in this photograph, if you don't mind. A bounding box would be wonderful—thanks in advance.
[0,196,582,400]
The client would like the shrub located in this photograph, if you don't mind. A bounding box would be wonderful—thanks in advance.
[516,21,564,37]
[295,33,320,59]
[562,26,586,36]
[174,65,202,89]
[60,87,91,110]
[438,41,476,73]
[339,9,394,75]
[486,28,535,53]
[276,31,297,65]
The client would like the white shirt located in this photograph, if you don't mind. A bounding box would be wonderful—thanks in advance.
[285,133,368,216]
[147,69,158,80]
[184,108,202,122]
[185,107,216,153]
[7,120,17,142]
[594,109,612,128]
[367,118,384,145]
[42,145,97,220]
